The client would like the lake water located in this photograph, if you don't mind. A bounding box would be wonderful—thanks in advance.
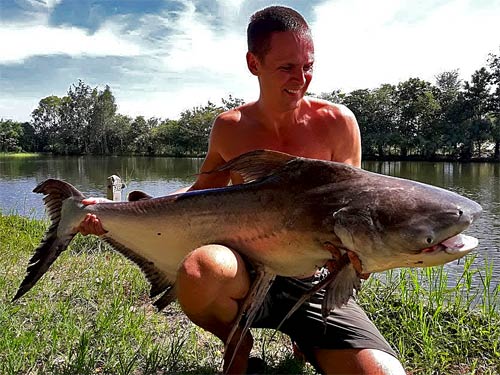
[1,155,499,292]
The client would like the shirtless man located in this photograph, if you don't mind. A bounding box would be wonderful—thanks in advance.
[79,6,406,375]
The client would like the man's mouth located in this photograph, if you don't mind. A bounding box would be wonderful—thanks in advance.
[284,88,301,95]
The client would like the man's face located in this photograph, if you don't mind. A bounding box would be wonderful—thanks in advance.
[252,30,314,112]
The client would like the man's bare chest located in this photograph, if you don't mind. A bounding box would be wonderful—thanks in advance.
[223,128,332,161]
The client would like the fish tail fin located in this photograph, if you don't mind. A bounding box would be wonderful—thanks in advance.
[12,179,85,301]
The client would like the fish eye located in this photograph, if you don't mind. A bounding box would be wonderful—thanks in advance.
[426,237,433,244]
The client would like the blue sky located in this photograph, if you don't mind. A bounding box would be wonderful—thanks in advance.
[1,0,499,122]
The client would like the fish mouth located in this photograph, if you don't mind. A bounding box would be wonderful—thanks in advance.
[420,234,478,255]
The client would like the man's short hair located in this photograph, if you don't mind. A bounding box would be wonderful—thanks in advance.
[247,6,311,61]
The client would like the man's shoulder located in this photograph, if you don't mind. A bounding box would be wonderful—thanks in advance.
[214,102,255,126]
[304,97,355,121]
[210,103,256,150]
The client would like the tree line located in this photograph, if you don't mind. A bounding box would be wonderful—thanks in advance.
[1,49,499,160]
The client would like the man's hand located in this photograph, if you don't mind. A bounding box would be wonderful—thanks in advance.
[323,242,371,280]
[76,198,110,236]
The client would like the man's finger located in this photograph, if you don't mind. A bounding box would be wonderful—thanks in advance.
[82,197,112,205]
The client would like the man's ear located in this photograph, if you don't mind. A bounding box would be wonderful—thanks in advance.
[246,51,260,76]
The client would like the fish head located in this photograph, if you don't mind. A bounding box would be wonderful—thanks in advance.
[330,175,482,273]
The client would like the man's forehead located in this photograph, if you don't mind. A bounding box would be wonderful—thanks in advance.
[265,31,314,62]
[268,30,314,47]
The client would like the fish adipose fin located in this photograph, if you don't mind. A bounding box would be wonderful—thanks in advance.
[214,149,296,183]
[12,179,84,301]
[102,237,175,310]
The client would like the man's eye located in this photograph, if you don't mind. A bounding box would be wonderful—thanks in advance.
[279,66,292,71]
[304,64,314,72]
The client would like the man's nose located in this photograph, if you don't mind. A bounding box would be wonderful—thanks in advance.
[291,67,306,85]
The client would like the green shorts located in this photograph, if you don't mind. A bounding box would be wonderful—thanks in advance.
[251,275,397,370]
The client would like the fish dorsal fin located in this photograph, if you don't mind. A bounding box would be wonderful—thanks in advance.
[214,150,296,183]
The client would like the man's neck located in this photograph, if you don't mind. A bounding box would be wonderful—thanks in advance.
[254,98,303,133]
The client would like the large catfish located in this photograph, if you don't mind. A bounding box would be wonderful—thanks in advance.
[13,150,482,368]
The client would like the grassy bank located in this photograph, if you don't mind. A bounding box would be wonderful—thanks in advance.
[0,152,42,158]
[1,214,498,374]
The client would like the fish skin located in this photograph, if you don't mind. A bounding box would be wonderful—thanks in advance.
[14,149,482,312]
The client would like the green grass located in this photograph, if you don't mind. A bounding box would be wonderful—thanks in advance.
[1,214,499,374]
[359,262,500,374]
[0,152,42,158]
[0,215,311,375]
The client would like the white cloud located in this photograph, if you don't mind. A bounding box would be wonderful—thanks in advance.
[2,0,499,123]
[309,0,500,93]
[159,2,247,75]
[0,19,143,64]
[34,0,62,9]
[24,0,63,10]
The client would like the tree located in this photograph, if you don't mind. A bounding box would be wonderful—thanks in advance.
[434,70,464,156]
[316,89,346,104]
[370,84,399,157]
[461,68,492,158]
[396,78,440,157]
[31,95,63,152]
[488,49,500,159]
[176,102,223,156]
[0,119,23,152]
[20,122,36,152]
[58,80,98,154]
[107,114,132,154]
[221,95,245,110]
[90,85,117,154]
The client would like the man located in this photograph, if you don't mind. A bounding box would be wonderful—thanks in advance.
[79,6,406,374]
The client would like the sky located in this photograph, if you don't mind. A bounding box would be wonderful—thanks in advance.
[1,0,499,122]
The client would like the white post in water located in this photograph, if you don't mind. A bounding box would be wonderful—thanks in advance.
[107,175,125,201]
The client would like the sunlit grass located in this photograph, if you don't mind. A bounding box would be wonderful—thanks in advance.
[358,260,500,374]
[1,214,498,374]
[0,152,43,158]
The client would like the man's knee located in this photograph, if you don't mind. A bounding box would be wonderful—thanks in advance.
[313,348,405,375]
[176,244,250,321]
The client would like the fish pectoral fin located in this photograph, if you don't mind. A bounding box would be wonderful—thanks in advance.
[212,150,296,183]
[224,265,276,373]
[153,285,176,310]
[323,263,360,316]
[102,237,174,309]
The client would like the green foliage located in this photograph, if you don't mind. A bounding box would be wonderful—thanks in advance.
[0,119,25,152]
[2,49,499,159]
[488,47,500,160]
[24,84,239,157]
